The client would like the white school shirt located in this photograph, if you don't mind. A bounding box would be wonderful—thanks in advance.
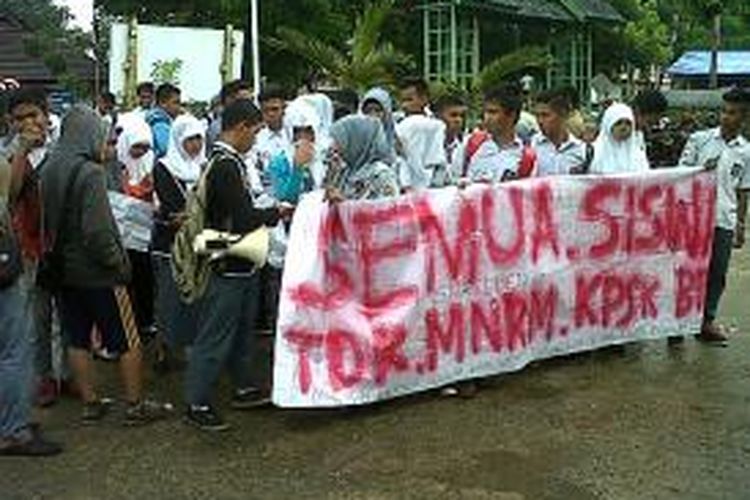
[467,135,524,183]
[531,133,587,176]
[679,128,750,231]
[445,134,467,181]
[396,115,447,189]
[251,126,292,172]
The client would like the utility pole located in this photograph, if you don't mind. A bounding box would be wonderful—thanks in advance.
[708,1,722,89]
[250,0,260,103]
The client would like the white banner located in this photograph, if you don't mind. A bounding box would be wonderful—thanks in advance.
[273,170,716,407]
[109,23,244,103]
[108,191,154,253]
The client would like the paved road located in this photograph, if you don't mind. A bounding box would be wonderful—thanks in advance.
[2,252,750,500]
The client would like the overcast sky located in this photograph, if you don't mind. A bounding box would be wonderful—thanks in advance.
[53,0,94,32]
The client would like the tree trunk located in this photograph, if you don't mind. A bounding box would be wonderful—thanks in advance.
[709,12,721,89]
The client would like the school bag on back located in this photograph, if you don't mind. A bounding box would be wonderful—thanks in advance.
[171,154,225,304]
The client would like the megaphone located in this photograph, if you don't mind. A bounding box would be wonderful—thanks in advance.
[194,227,270,268]
[227,227,269,267]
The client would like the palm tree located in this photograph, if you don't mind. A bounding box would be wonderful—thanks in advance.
[265,0,412,91]
[475,46,554,92]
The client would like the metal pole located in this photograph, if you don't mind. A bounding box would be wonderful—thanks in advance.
[423,7,429,80]
[709,12,721,89]
[251,0,261,103]
[472,14,479,84]
[124,15,139,109]
[586,27,593,106]
[450,1,457,82]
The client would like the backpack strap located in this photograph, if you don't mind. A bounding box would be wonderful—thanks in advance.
[463,130,491,177]
[517,144,537,178]
[581,143,594,174]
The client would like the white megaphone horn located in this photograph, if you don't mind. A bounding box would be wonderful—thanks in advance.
[226,226,270,267]
[194,227,270,268]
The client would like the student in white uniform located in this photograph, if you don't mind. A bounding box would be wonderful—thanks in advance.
[465,85,537,183]
[395,114,447,190]
[532,88,589,176]
[589,103,650,174]
[678,88,750,344]
[397,77,432,118]
[433,91,469,182]
[252,85,291,177]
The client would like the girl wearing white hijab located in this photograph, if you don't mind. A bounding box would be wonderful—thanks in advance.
[298,93,334,146]
[116,112,155,201]
[111,112,158,337]
[589,103,650,174]
[159,114,206,189]
[151,114,206,356]
[270,97,325,196]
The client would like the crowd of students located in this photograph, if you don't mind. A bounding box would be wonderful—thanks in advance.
[1,75,749,456]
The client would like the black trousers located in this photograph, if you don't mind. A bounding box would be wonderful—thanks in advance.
[127,250,155,334]
[704,228,734,323]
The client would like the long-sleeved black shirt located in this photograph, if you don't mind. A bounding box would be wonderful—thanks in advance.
[151,161,187,255]
[205,143,279,274]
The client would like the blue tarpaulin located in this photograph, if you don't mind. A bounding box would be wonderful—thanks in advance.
[668,51,750,76]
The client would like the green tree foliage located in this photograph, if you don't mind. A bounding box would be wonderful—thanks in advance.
[622,0,673,68]
[97,0,422,89]
[150,58,183,86]
[476,46,554,92]
[265,0,413,91]
[600,0,672,72]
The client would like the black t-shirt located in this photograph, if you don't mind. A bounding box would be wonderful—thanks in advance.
[204,146,279,274]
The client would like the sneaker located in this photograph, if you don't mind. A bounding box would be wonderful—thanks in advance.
[140,325,159,343]
[123,399,174,427]
[184,406,230,432]
[440,382,477,399]
[81,399,111,424]
[457,381,478,399]
[696,322,728,345]
[230,388,271,410]
[0,428,62,457]
[441,386,460,397]
[93,348,120,362]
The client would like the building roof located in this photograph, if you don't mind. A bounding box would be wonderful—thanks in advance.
[0,15,94,85]
[557,0,623,22]
[452,0,623,22]
[668,51,750,76]
[463,0,571,20]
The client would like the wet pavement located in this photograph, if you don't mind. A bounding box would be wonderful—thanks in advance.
[2,252,750,499]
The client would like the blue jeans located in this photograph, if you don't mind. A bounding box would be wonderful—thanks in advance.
[0,279,33,440]
[184,273,261,406]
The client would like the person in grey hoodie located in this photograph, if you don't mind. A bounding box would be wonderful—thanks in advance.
[42,106,170,426]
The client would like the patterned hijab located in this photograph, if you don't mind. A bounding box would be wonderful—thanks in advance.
[327,115,398,199]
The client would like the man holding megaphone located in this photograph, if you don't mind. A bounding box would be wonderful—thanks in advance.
[184,100,293,432]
